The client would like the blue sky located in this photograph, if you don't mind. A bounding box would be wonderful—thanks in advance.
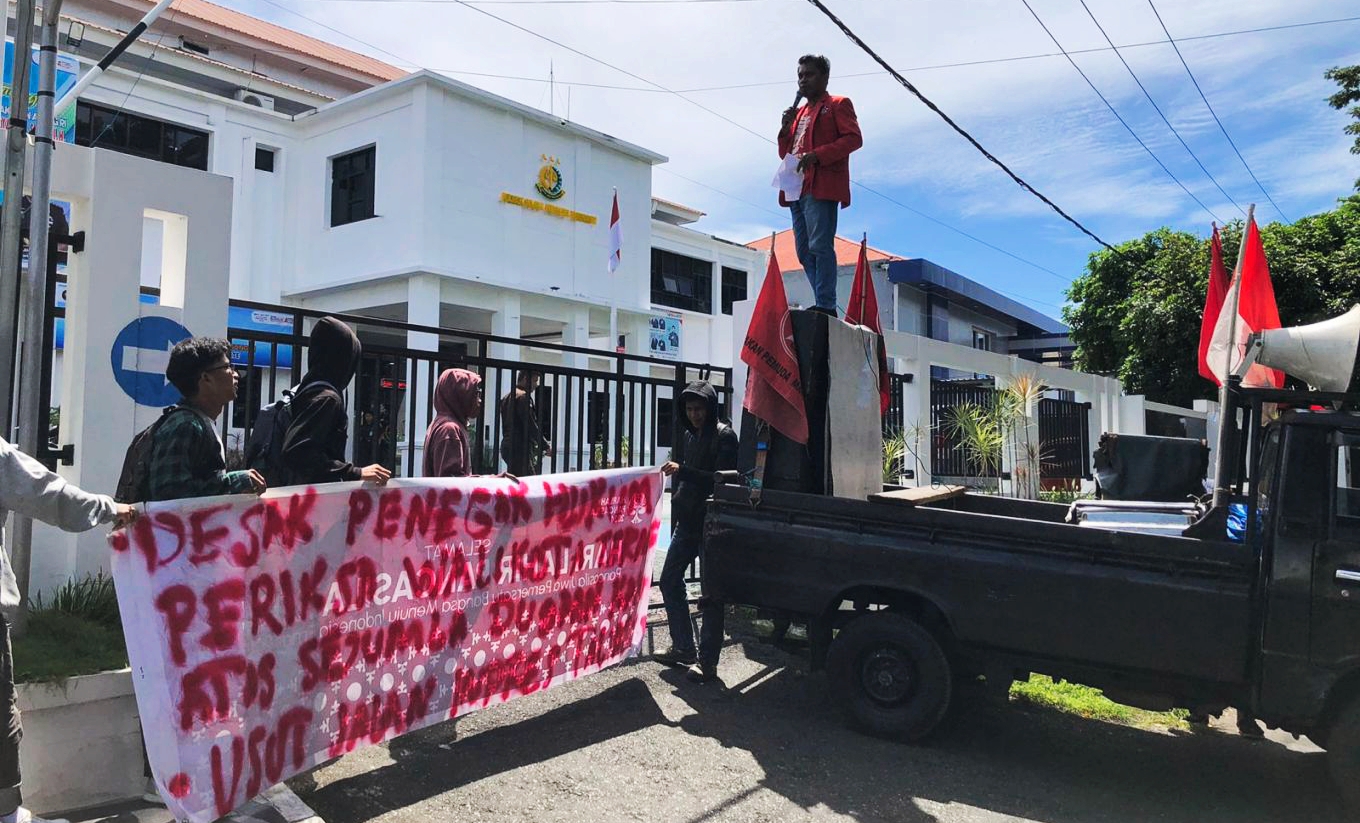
[240,0,1360,322]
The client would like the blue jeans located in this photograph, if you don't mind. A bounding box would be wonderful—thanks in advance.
[659,525,701,653]
[659,522,726,664]
[789,194,840,311]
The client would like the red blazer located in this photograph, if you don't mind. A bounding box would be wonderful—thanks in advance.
[778,94,863,208]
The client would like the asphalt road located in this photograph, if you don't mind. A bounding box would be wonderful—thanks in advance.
[292,618,1350,823]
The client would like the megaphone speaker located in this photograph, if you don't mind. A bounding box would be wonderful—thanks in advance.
[1257,305,1360,393]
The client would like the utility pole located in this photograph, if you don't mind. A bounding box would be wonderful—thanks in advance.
[0,0,38,440]
[10,0,64,632]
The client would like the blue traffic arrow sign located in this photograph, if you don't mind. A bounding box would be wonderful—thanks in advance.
[109,316,192,407]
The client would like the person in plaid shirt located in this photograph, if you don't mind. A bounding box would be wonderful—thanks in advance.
[146,337,266,501]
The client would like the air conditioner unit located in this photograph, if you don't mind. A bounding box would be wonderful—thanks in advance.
[233,89,276,111]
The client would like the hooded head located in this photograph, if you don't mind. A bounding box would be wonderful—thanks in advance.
[679,380,719,434]
[303,316,362,389]
[434,368,482,423]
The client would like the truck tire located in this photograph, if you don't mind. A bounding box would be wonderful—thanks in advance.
[826,612,952,741]
[1328,698,1360,810]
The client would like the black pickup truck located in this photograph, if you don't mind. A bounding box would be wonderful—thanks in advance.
[705,406,1360,805]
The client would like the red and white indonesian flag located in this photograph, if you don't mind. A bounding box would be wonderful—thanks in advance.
[608,191,622,274]
[1206,214,1284,388]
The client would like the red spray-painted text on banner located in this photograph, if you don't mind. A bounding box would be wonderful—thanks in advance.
[109,468,663,823]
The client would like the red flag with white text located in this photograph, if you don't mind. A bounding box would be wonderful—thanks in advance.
[742,251,809,443]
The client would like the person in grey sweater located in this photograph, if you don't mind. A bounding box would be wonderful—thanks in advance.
[0,436,134,823]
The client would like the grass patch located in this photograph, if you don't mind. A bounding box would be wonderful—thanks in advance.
[12,610,128,684]
[11,573,128,683]
[1010,674,1189,730]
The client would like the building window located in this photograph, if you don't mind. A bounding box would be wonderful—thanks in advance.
[721,266,747,315]
[74,101,209,170]
[330,146,376,227]
[651,248,712,314]
[972,328,995,352]
[255,147,276,172]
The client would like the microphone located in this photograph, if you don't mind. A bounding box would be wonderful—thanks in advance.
[792,90,804,110]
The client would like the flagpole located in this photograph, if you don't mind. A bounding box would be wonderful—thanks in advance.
[1209,204,1255,510]
[858,233,868,322]
[609,187,618,352]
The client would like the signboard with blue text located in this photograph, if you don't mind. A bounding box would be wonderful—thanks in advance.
[229,305,295,370]
[2,38,80,143]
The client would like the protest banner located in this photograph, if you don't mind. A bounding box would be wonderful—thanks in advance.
[109,467,663,823]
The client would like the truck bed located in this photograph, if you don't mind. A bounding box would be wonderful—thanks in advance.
[705,485,1255,686]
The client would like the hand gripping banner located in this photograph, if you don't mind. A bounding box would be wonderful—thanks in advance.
[109,468,663,823]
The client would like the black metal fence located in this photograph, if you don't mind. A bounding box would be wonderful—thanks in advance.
[1038,397,1092,481]
[220,299,732,479]
[930,380,999,478]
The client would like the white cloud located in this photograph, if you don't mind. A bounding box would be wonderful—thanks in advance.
[243,0,1359,302]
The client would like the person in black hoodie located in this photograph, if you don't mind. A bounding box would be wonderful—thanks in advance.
[658,381,738,683]
[281,316,391,487]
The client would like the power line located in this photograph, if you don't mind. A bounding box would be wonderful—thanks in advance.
[1146,0,1291,221]
[802,0,1117,252]
[260,0,1078,288]
[1017,0,1223,224]
[186,13,1360,95]
[1077,0,1245,216]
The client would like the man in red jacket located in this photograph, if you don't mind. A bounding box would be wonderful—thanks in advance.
[779,53,863,315]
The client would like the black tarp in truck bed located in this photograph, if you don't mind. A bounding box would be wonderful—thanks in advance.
[706,485,1254,686]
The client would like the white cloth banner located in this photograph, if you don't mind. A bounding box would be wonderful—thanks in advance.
[110,468,663,823]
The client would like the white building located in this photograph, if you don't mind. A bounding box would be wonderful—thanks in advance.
[45,0,761,468]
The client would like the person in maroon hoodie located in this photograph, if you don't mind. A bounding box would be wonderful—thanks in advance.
[779,53,863,315]
[424,368,483,477]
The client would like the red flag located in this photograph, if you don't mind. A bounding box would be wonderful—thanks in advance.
[1206,214,1283,388]
[1196,225,1230,385]
[844,236,890,414]
[608,190,622,273]
[742,250,809,443]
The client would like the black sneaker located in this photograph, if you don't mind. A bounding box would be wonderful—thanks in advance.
[655,647,697,668]
[686,662,718,683]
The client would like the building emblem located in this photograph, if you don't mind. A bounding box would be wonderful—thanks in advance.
[535,155,565,201]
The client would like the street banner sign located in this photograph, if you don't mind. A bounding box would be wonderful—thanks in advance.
[110,468,663,823]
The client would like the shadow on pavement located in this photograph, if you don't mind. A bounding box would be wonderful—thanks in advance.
[299,678,673,821]
[665,634,1349,823]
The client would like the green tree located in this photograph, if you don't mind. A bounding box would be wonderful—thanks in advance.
[1063,197,1360,407]
[1326,65,1360,189]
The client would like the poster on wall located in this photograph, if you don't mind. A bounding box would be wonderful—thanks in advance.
[2,38,80,142]
[648,314,682,362]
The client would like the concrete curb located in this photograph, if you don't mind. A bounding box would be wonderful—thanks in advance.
[66,782,323,823]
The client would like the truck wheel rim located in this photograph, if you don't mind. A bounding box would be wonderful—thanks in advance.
[862,647,915,705]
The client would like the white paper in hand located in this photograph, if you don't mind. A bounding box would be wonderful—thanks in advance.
[772,154,803,201]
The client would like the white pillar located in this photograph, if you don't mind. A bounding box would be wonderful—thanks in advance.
[406,275,440,476]
[490,292,522,363]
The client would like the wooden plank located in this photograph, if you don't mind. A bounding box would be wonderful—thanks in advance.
[869,484,968,508]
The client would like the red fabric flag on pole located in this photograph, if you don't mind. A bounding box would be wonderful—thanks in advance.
[742,246,809,443]
[844,234,890,414]
[1196,225,1230,385]
[608,190,622,274]
[1207,211,1283,388]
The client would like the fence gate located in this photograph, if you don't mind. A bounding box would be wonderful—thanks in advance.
[1038,397,1092,483]
[930,379,998,478]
